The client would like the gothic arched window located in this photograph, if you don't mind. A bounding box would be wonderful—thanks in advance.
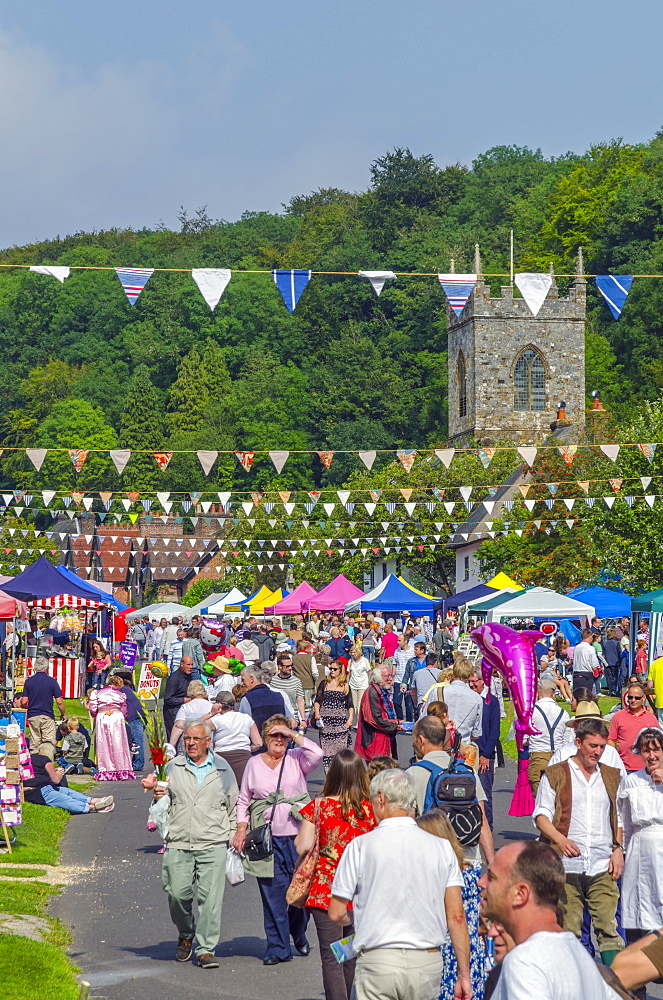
[457,352,467,418]
[514,348,546,412]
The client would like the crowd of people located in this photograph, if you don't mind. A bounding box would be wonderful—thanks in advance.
[14,602,663,998]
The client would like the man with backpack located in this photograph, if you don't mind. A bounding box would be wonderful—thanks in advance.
[527,678,573,797]
[406,716,494,864]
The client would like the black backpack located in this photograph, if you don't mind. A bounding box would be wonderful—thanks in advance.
[414,734,483,847]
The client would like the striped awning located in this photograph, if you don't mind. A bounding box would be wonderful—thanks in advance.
[28,593,110,610]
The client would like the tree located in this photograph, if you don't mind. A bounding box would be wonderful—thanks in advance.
[32,398,119,491]
[119,366,165,491]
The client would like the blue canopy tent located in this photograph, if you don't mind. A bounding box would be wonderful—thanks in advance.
[2,556,107,604]
[566,585,631,620]
[443,584,498,613]
[345,573,437,615]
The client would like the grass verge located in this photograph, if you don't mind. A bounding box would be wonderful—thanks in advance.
[0,802,79,999]
[499,694,621,760]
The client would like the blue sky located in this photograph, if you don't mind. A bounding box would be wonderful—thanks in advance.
[2,1,662,247]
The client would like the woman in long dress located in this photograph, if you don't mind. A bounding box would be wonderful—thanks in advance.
[619,726,663,960]
[313,660,354,773]
[87,675,136,781]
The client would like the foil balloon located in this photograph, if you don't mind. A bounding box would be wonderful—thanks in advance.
[199,619,227,658]
[471,623,543,749]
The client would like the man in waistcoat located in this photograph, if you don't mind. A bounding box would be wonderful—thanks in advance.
[533,717,625,967]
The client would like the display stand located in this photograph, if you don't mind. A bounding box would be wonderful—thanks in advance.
[0,716,30,853]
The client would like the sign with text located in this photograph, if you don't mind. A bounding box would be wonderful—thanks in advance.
[136,661,163,702]
[119,641,138,667]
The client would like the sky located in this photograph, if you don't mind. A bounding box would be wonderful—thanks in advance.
[1,0,662,248]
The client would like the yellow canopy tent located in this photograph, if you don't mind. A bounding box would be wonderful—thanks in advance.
[251,588,287,614]
[485,571,521,591]
[240,585,274,613]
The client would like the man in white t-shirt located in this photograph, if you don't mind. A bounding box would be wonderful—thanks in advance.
[572,629,600,689]
[479,840,620,999]
[329,768,471,1000]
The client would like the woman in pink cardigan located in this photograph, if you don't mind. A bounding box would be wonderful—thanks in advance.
[232,714,323,965]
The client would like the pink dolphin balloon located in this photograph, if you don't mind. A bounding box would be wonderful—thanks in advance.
[471,623,543,749]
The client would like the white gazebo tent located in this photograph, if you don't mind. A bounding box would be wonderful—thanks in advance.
[202,588,248,616]
[484,586,595,624]
[126,602,192,621]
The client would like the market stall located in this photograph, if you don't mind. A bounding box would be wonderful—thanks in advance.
[471,586,595,626]
[264,582,318,615]
[345,573,437,616]
[305,574,364,612]
[2,557,114,699]
[201,588,248,616]
[630,587,663,667]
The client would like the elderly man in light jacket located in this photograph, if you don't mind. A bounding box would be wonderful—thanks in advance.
[148,718,238,969]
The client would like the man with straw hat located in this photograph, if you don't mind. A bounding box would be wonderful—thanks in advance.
[548,695,625,774]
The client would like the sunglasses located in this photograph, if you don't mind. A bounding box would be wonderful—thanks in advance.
[626,695,644,701]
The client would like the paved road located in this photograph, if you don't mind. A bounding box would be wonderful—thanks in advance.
[50,734,617,1000]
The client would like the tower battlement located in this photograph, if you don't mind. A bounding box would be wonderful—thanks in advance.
[447,252,586,446]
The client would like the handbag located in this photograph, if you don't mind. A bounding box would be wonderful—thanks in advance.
[286,797,321,907]
[242,749,288,863]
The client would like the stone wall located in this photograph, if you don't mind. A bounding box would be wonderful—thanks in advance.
[448,276,586,445]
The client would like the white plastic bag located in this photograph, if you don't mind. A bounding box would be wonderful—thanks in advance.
[225,847,245,886]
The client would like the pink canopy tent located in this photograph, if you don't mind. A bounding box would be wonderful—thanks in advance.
[264,581,318,615]
[304,574,364,612]
[0,590,27,620]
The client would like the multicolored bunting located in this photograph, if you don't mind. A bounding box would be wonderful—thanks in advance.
[272,269,311,312]
[595,275,633,320]
[114,267,154,305]
[68,449,88,473]
[558,445,577,465]
[317,451,334,469]
[477,447,495,468]
[358,270,397,296]
[29,265,70,283]
[191,268,232,310]
[437,274,477,316]
[153,452,173,471]
[397,449,417,473]
[639,443,656,463]
[197,451,218,477]
[234,451,255,471]
[514,272,552,316]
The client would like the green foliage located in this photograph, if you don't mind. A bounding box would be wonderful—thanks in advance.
[119,365,164,491]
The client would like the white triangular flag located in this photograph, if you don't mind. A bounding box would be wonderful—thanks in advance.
[337,491,351,505]
[323,503,335,515]
[26,448,47,471]
[269,451,289,474]
[435,449,455,468]
[404,503,416,516]
[197,451,218,476]
[518,447,537,466]
[604,496,615,508]
[191,268,231,310]
[645,495,656,507]
[283,503,295,515]
[42,490,56,506]
[641,477,652,491]
[484,501,495,515]
[444,502,455,515]
[514,273,552,316]
[358,451,376,470]
[157,492,170,505]
[364,503,376,516]
[110,449,131,474]
[524,499,536,512]
[358,270,397,296]
[30,265,70,283]
[459,487,472,501]
[563,498,575,510]
[600,444,620,462]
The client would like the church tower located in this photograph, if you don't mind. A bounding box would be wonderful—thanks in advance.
[447,248,586,445]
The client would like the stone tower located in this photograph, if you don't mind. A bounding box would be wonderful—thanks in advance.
[447,249,586,445]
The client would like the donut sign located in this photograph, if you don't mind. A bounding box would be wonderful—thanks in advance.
[539,621,557,636]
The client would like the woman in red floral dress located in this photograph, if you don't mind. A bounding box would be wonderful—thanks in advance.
[295,749,376,1000]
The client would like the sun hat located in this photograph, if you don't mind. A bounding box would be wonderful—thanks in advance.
[565,700,602,726]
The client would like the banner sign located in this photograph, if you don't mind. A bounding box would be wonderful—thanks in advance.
[119,641,138,667]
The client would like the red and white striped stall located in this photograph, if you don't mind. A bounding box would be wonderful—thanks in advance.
[29,594,108,610]
[25,655,84,698]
